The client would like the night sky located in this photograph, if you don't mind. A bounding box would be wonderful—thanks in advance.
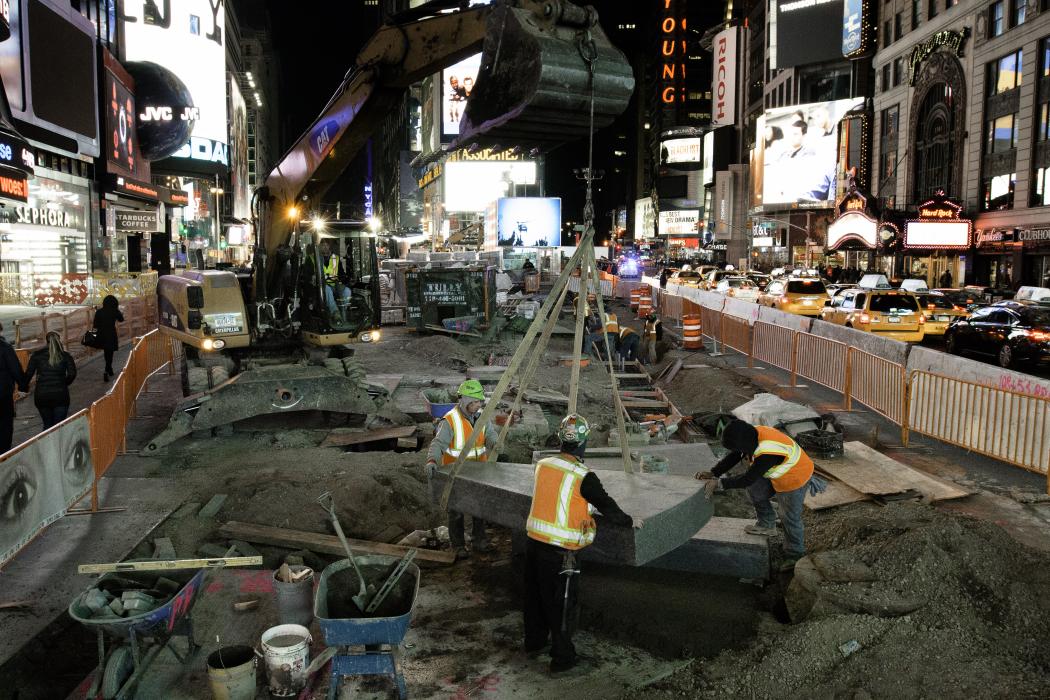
[264,1,645,235]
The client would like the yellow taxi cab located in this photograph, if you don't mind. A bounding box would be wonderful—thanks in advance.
[913,292,969,336]
[668,269,705,287]
[820,287,926,342]
[758,277,829,317]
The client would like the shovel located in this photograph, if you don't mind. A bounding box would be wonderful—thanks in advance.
[316,491,373,612]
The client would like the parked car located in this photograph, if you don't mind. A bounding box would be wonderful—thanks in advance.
[758,277,829,317]
[944,301,1050,368]
[745,271,771,287]
[820,288,925,342]
[668,270,704,287]
[933,288,985,311]
[715,276,761,302]
[1013,286,1050,307]
[826,283,858,296]
[912,292,969,336]
[700,268,735,290]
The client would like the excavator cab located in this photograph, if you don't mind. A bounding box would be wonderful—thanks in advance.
[299,225,381,346]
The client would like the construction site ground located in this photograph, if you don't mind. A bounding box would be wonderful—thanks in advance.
[1,298,1049,699]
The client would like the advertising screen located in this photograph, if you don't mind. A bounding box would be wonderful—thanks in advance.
[904,221,971,249]
[776,0,843,69]
[103,51,149,182]
[660,138,701,165]
[122,0,229,170]
[761,98,863,207]
[442,53,482,137]
[659,209,699,236]
[496,198,561,247]
[229,78,250,219]
[634,198,655,241]
[444,160,537,212]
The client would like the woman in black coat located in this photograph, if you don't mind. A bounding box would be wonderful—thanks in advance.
[93,295,124,380]
[22,332,77,430]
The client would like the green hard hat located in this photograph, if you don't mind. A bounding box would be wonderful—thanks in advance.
[557,413,591,444]
[458,379,486,400]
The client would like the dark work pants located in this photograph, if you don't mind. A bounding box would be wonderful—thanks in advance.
[524,538,579,667]
[448,511,487,548]
[38,404,69,430]
[0,394,13,453]
[104,348,115,376]
[618,334,639,361]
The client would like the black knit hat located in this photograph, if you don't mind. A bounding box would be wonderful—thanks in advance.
[721,419,759,454]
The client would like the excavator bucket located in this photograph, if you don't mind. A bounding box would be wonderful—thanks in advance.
[454,1,634,151]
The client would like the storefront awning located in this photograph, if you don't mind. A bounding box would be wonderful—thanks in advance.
[827,210,878,250]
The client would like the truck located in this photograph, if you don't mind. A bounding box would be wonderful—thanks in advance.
[146,0,634,451]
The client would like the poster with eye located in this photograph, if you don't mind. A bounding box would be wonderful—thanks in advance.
[0,412,93,567]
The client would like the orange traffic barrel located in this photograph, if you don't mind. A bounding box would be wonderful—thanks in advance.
[637,291,653,318]
[629,287,642,310]
[682,313,702,349]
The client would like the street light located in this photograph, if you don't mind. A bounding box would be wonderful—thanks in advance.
[368,216,381,233]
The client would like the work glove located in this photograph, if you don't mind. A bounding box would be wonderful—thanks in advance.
[702,478,723,500]
[425,460,438,479]
[694,470,714,481]
[632,516,645,530]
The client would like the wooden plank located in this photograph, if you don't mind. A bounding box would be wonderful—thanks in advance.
[619,391,663,398]
[425,324,482,338]
[365,374,403,395]
[805,479,871,510]
[613,373,649,379]
[197,494,228,520]
[320,425,417,448]
[78,556,262,575]
[621,400,671,409]
[523,389,569,405]
[219,521,455,565]
[817,442,972,502]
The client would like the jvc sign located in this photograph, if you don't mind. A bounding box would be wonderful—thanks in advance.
[712,27,737,128]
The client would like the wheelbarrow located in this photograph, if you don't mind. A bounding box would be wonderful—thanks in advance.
[314,555,421,700]
[69,567,208,699]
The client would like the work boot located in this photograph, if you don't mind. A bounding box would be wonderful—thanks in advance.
[550,655,592,675]
[473,540,495,554]
[453,546,470,561]
[779,554,803,572]
[745,523,778,537]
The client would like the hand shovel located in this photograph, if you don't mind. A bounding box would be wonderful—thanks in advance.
[316,491,373,612]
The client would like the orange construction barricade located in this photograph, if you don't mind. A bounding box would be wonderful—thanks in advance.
[629,287,642,311]
[682,313,702,349]
[637,291,653,318]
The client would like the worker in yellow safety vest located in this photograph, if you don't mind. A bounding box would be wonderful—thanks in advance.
[426,379,498,560]
[617,325,640,362]
[319,239,351,320]
[603,311,619,355]
[524,414,640,673]
[696,419,815,571]
[641,312,663,365]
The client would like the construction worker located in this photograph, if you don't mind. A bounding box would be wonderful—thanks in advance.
[524,414,639,673]
[641,312,663,365]
[582,308,605,358]
[319,239,351,320]
[603,311,619,356]
[426,379,497,560]
[617,324,640,362]
[696,419,814,571]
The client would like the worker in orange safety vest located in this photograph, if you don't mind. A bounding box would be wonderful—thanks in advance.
[524,414,641,674]
[426,379,498,560]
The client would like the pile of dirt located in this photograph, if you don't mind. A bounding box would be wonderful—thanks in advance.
[637,501,1050,698]
[397,335,474,370]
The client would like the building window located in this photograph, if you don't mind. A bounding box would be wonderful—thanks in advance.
[982,172,1016,210]
[1034,167,1050,205]
[1038,103,1050,141]
[990,1,1005,37]
[912,0,921,29]
[882,64,892,91]
[914,83,957,199]
[893,57,905,87]
[986,114,1017,152]
[880,105,900,195]
[1012,0,1027,26]
[988,50,1023,94]
[884,20,892,46]
[895,13,903,40]
[930,0,939,18]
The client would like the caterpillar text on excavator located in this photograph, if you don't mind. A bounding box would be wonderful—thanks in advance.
[146,0,634,451]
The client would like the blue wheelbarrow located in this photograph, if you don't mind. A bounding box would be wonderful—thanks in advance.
[314,555,420,700]
[69,567,207,699]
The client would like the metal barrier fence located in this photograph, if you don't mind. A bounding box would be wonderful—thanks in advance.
[849,348,907,425]
[721,314,752,357]
[793,333,849,396]
[0,271,158,306]
[700,306,723,344]
[907,371,1050,475]
[13,296,157,354]
[752,321,796,372]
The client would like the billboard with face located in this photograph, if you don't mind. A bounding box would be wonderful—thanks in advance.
[442,53,482,137]
[229,77,250,220]
[122,0,229,171]
[496,197,560,247]
[761,98,863,207]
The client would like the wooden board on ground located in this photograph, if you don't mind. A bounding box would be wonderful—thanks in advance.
[523,389,570,405]
[817,442,972,502]
[365,374,403,396]
[219,521,455,565]
[425,324,482,338]
[805,479,871,510]
[320,425,417,448]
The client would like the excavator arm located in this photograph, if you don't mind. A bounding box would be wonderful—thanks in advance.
[253,0,634,295]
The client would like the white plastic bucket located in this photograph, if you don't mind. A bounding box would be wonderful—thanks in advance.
[260,623,312,697]
[206,645,257,700]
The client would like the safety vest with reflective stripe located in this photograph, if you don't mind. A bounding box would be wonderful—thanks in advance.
[526,455,596,551]
[643,319,661,339]
[441,406,488,465]
[754,426,813,492]
[323,254,340,281]
[604,313,619,334]
[619,326,637,340]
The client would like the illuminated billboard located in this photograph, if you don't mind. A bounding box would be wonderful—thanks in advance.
[776,0,843,69]
[496,198,561,247]
[634,198,655,241]
[442,53,481,137]
[122,1,229,171]
[761,98,863,207]
[444,160,537,212]
[229,77,250,220]
[660,138,701,165]
[904,221,971,249]
[659,209,699,236]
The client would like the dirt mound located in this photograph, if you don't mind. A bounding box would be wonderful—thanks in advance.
[398,335,474,370]
[637,501,1050,699]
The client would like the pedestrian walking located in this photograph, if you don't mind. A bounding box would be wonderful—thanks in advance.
[0,322,26,452]
[21,331,77,430]
[93,295,124,381]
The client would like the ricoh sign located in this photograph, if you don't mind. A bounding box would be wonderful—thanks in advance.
[712,27,738,128]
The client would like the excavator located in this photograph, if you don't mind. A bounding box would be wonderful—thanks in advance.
[146,0,634,451]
